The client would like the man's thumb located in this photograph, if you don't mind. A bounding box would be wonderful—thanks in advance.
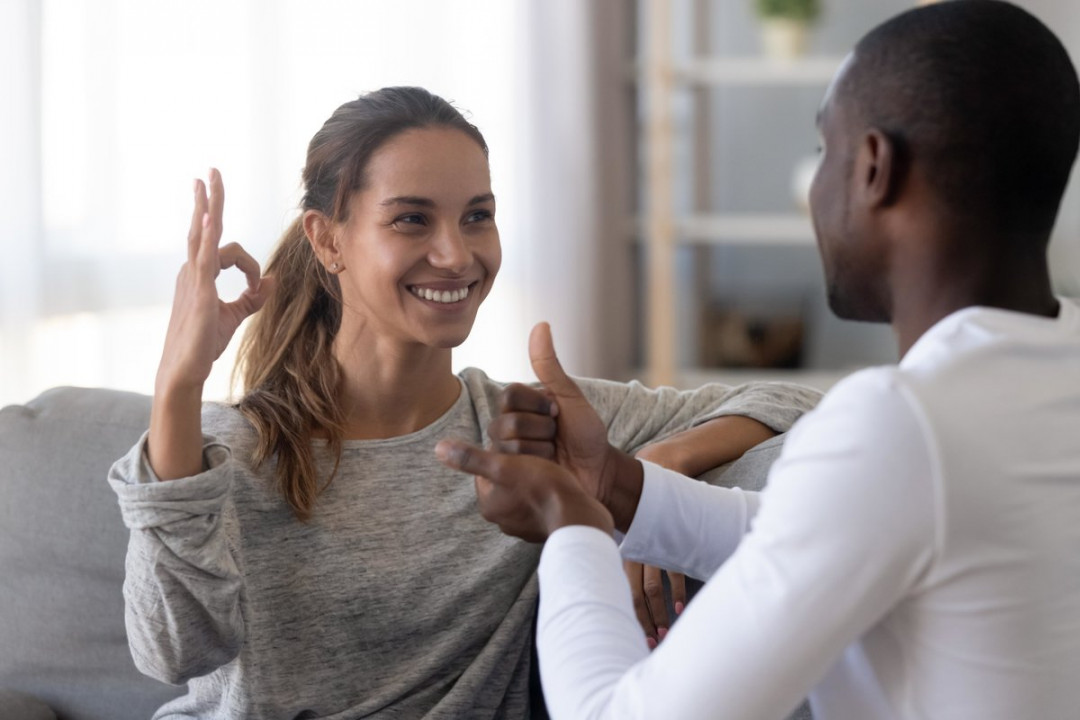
[529,322,583,400]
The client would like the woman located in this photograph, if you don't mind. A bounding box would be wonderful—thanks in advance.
[109,86,819,719]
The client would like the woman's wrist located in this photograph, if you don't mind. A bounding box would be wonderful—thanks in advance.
[634,442,690,475]
[149,378,206,481]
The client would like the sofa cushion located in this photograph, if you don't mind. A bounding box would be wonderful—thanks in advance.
[0,689,57,720]
[0,387,183,720]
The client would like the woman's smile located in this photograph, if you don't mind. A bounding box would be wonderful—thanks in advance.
[407,281,478,306]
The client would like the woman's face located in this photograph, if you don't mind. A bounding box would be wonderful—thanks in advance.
[332,126,500,350]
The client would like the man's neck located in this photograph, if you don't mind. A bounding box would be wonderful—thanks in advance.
[891,259,1058,358]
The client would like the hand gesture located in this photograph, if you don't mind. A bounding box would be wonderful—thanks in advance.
[489,323,619,499]
[156,169,274,393]
[435,440,614,543]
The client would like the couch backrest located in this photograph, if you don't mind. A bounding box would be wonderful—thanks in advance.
[0,387,183,720]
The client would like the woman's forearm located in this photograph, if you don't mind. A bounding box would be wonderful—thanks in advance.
[635,415,776,478]
[148,379,205,480]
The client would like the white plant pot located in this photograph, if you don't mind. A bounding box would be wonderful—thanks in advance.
[760,18,810,61]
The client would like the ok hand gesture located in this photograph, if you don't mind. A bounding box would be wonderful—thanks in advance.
[156,168,275,394]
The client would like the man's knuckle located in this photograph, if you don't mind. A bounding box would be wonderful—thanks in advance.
[487,416,508,438]
[500,384,527,410]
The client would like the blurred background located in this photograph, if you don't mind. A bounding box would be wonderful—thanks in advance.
[1,0,1078,408]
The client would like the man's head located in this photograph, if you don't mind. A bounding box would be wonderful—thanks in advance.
[810,0,1080,322]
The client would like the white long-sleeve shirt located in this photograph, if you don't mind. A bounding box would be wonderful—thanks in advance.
[537,299,1080,720]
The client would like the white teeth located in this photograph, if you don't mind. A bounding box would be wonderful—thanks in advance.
[412,285,471,304]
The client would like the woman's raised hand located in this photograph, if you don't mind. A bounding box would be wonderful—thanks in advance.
[156,169,274,394]
[148,169,274,480]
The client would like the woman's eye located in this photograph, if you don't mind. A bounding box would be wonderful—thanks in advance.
[466,209,494,223]
[394,213,427,226]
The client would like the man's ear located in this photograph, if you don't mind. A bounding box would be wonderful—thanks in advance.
[856,128,902,208]
[302,210,341,270]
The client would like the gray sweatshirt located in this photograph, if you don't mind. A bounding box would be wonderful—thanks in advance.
[109,368,821,719]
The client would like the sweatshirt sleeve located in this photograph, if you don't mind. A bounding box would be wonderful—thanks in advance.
[107,429,244,685]
[576,377,822,454]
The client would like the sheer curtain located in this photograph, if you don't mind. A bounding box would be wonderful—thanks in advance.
[0,0,630,407]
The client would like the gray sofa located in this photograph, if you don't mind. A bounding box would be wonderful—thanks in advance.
[0,386,795,720]
[0,388,183,720]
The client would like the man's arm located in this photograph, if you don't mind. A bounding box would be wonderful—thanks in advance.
[439,370,937,718]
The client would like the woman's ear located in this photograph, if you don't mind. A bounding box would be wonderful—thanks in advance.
[303,210,344,272]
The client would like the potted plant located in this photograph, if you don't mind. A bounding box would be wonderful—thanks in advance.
[754,0,822,60]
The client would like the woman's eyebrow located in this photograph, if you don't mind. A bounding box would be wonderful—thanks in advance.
[380,195,435,208]
[379,193,494,208]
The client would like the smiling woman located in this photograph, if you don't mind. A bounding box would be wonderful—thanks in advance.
[103,87,821,719]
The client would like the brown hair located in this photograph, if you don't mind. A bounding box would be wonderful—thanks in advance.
[234,87,488,521]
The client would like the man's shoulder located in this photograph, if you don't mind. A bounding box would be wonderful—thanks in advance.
[818,366,907,412]
[793,366,928,450]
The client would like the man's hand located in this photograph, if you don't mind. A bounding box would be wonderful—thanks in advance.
[435,440,614,542]
[489,323,633,512]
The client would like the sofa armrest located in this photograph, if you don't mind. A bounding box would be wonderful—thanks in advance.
[696,433,785,492]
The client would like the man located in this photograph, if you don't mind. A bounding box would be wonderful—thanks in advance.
[436,1,1080,718]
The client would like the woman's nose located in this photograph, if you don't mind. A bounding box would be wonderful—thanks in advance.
[429,225,472,274]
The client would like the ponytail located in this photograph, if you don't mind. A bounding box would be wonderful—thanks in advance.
[234,218,344,521]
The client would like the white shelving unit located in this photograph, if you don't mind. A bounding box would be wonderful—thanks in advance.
[639,0,844,388]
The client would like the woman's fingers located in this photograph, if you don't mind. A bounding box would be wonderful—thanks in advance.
[187,179,207,262]
[623,560,658,647]
[219,242,262,291]
[218,244,273,322]
[643,564,670,638]
[670,571,687,616]
[207,167,225,238]
[195,169,225,274]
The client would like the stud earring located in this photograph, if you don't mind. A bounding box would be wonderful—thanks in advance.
[329,262,340,272]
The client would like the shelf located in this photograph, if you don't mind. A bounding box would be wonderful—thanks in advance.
[630,56,845,87]
[676,56,844,86]
[680,213,816,244]
[632,213,817,246]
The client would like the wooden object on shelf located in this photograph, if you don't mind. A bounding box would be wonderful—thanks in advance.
[700,305,805,370]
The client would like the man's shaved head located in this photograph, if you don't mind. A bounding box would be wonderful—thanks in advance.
[839,0,1080,240]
